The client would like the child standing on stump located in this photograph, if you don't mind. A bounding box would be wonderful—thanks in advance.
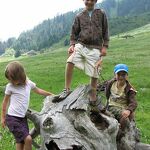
[55,0,109,110]
[1,61,54,150]
[105,64,138,139]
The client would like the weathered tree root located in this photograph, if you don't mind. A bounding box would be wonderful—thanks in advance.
[26,85,150,150]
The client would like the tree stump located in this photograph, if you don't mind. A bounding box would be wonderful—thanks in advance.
[26,85,150,150]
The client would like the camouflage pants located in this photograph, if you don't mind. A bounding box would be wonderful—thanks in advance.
[108,106,130,130]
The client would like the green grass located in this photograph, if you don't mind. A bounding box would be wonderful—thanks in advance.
[0,26,150,149]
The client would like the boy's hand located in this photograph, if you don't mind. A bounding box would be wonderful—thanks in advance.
[121,110,131,119]
[95,59,102,69]
[68,45,75,55]
[100,47,107,56]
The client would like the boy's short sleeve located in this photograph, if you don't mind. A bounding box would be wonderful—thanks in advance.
[28,80,36,89]
[5,84,12,95]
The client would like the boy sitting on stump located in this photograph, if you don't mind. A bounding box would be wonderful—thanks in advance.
[106,64,138,139]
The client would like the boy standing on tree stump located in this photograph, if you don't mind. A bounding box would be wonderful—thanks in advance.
[54,0,109,112]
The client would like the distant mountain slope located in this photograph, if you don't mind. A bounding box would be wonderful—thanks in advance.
[116,23,150,36]
[47,23,150,50]
[109,12,150,35]
[99,0,150,17]
[0,0,150,54]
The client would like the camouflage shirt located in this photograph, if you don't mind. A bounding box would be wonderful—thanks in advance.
[106,78,138,113]
[109,81,128,109]
[70,8,109,50]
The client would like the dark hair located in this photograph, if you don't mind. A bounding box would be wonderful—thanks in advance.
[83,0,97,2]
[5,61,26,85]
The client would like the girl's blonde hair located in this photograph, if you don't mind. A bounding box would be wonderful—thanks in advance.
[5,61,26,85]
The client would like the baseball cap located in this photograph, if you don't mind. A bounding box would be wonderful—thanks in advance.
[114,64,128,74]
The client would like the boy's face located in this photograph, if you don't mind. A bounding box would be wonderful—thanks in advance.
[84,0,96,11]
[115,71,128,82]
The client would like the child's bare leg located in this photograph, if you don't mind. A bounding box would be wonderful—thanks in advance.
[90,77,98,102]
[58,62,74,100]
[65,62,74,91]
[16,143,24,150]
[24,135,32,150]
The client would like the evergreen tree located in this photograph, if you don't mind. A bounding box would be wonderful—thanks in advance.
[14,50,21,58]
[0,0,150,53]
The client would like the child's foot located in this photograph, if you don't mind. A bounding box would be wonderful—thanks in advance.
[52,89,71,103]
[88,96,104,113]
[89,100,98,106]
[59,88,72,100]
[89,100,100,114]
[52,95,61,103]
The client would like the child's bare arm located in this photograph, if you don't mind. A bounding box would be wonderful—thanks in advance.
[1,95,10,128]
[32,87,53,96]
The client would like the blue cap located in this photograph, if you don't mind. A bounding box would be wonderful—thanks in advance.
[114,64,128,74]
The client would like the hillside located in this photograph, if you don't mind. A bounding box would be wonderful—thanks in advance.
[109,12,150,35]
[0,0,150,54]
[113,23,150,37]
[0,25,150,149]
[99,0,150,17]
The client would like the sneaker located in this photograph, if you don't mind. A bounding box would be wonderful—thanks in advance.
[88,100,100,114]
[59,89,71,99]
[88,96,104,114]
[52,95,61,103]
[52,89,72,103]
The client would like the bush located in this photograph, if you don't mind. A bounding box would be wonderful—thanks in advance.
[14,50,21,58]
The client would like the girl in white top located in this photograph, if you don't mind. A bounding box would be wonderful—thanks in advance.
[1,61,53,150]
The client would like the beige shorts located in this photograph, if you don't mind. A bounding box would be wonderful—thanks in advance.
[67,43,102,78]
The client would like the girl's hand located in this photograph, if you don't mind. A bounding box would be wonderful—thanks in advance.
[121,110,131,119]
[68,45,75,55]
[1,117,6,128]
[1,95,10,128]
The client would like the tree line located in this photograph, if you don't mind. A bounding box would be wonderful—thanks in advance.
[0,0,150,55]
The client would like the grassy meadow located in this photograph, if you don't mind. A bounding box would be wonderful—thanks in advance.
[0,25,150,149]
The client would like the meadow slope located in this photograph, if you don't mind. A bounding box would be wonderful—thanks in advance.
[0,25,150,149]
